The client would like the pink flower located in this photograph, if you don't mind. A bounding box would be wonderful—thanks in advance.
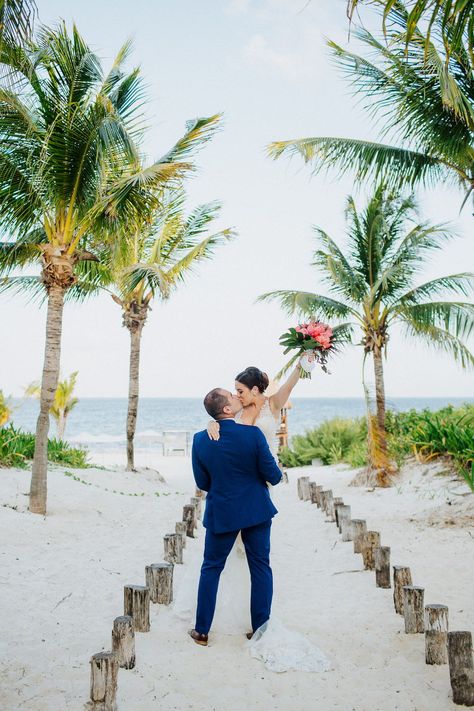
[296,324,309,336]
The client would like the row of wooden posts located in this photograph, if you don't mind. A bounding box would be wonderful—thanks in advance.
[297,475,474,707]
[88,493,203,710]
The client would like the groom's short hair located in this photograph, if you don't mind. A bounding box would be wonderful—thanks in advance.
[204,388,229,420]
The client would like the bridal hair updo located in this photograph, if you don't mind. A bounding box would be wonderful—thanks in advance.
[235,367,269,393]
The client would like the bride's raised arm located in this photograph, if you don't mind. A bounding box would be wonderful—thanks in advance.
[268,354,312,415]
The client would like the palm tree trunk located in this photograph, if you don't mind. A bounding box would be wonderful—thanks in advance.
[126,326,143,471]
[29,285,65,514]
[57,412,66,440]
[373,349,387,460]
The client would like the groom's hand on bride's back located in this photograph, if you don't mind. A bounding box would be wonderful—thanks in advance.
[254,428,282,486]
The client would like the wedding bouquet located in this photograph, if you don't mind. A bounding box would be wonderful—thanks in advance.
[279,321,335,379]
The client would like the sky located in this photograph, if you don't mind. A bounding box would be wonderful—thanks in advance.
[1,0,474,399]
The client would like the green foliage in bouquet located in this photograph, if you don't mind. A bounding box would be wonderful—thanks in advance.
[0,425,89,469]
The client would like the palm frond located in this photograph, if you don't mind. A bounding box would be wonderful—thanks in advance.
[396,300,474,342]
[267,137,447,188]
[399,312,474,369]
[399,272,474,303]
[257,289,357,320]
[155,114,223,165]
[0,274,45,302]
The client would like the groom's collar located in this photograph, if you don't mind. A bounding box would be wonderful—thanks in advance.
[218,417,236,423]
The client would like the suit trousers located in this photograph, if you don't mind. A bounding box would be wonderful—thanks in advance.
[195,519,273,635]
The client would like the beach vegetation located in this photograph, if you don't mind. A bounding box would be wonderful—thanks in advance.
[262,186,474,485]
[0,390,12,427]
[280,404,474,491]
[25,371,79,439]
[0,424,88,468]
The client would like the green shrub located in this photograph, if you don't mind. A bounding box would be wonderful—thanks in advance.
[279,417,367,467]
[281,405,474,488]
[0,424,89,469]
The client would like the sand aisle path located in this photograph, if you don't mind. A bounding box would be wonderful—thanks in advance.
[0,457,472,710]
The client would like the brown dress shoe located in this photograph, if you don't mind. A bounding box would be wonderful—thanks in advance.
[246,631,254,640]
[189,629,208,646]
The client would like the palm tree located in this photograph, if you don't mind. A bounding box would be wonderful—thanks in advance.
[259,186,474,485]
[0,390,12,427]
[75,189,234,470]
[347,0,474,58]
[268,6,474,208]
[0,22,220,514]
[25,371,79,439]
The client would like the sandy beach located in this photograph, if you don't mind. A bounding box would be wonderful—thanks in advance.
[0,453,473,711]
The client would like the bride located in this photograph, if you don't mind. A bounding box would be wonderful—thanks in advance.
[173,360,331,672]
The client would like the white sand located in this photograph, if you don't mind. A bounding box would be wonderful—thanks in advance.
[0,452,473,710]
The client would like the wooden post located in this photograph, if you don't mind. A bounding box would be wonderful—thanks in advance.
[337,505,351,535]
[309,481,319,504]
[447,631,474,706]
[190,496,202,520]
[164,533,183,564]
[146,563,173,605]
[325,491,335,519]
[124,585,150,632]
[352,520,367,553]
[175,521,187,548]
[341,514,354,542]
[314,485,324,508]
[425,604,449,665]
[361,531,380,570]
[297,476,310,500]
[393,566,412,615]
[334,501,345,527]
[182,504,196,538]
[112,616,135,670]
[403,586,425,634]
[375,546,391,588]
[89,651,119,710]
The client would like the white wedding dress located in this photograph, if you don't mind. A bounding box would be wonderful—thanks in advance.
[173,400,331,673]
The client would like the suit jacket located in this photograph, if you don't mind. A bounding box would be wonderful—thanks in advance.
[192,418,282,534]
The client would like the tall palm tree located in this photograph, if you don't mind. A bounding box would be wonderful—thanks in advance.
[259,186,474,485]
[268,6,474,208]
[25,371,79,439]
[0,22,219,514]
[77,189,235,470]
[347,0,474,58]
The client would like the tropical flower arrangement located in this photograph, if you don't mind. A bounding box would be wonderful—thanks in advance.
[279,321,335,378]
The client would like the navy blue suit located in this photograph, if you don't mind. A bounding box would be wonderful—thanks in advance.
[192,418,282,634]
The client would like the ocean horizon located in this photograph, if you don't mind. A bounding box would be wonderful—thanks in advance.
[9,395,473,453]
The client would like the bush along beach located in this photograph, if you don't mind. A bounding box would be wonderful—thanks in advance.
[0,425,89,469]
[279,405,474,491]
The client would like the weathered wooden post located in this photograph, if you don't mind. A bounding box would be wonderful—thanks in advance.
[361,531,380,570]
[175,521,187,548]
[112,616,135,670]
[403,586,425,634]
[325,491,335,519]
[352,520,367,553]
[309,482,319,504]
[447,631,474,706]
[124,585,150,632]
[164,533,183,564]
[297,476,310,500]
[337,505,351,535]
[341,513,354,542]
[89,651,119,710]
[374,546,391,588]
[182,504,197,538]
[393,566,412,615]
[425,604,449,665]
[331,497,342,522]
[314,485,324,508]
[334,501,345,527]
[190,496,202,520]
[145,562,174,605]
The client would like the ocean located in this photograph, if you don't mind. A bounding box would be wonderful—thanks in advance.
[9,396,473,454]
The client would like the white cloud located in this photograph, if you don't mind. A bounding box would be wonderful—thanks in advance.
[242,29,325,81]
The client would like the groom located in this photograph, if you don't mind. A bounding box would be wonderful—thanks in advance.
[189,387,283,646]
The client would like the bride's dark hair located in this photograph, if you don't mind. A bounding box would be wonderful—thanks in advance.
[235,366,269,393]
